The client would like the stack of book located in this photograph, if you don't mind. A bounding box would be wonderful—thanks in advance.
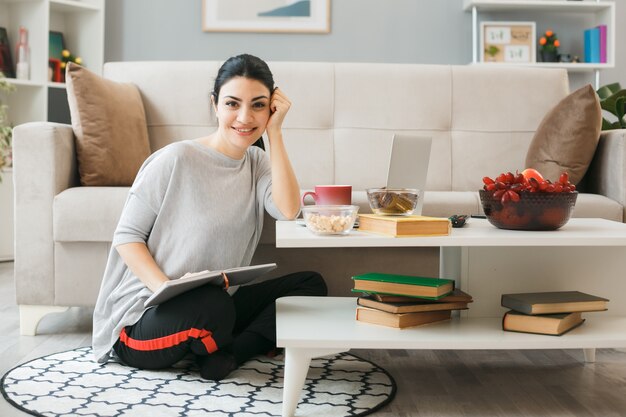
[352,272,473,328]
[501,291,609,336]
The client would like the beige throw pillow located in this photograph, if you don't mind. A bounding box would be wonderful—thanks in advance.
[66,62,151,186]
[525,84,601,185]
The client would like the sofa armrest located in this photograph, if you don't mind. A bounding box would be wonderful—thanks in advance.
[584,129,626,222]
[13,122,78,305]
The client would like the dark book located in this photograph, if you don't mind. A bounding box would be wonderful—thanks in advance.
[502,310,585,336]
[370,288,473,303]
[501,291,608,315]
[356,307,452,329]
[358,214,451,237]
[352,272,454,300]
[357,295,469,314]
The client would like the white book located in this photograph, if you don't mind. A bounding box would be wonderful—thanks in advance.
[144,263,277,308]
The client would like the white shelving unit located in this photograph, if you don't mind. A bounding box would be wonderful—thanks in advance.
[463,0,616,89]
[0,0,104,126]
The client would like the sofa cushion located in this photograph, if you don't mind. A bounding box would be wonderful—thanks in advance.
[54,187,129,242]
[66,63,151,186]
[525,84,602,184]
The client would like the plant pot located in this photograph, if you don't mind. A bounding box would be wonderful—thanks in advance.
[540,50,559,63]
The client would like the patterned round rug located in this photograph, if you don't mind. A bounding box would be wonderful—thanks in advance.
[1,347,395,417]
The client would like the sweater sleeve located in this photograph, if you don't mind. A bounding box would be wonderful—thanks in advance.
[111,146,177,247]
[253,147,291,221]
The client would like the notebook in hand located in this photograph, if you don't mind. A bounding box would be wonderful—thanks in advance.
[144,263,277,308]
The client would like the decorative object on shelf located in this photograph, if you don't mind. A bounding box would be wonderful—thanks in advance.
[60,49,82,70]
[14,26,29,80]
[480,21,536,63]
[0,27,15,79]
[596,82,626,130]
[539,29,560,62]
[0,72,15,181]
[48,58,62,82]
[484,45,500,62]
[202,0,330,33]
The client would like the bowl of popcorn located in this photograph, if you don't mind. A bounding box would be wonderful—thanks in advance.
[366,188,420,215]
[301,205,359,235]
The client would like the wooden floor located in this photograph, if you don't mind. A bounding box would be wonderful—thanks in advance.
[1,261,625,417]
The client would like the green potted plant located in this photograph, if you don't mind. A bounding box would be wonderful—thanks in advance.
[484,45,500,62]
[597,82,626,130]
[539,29,560,62]
[0,71,16,182]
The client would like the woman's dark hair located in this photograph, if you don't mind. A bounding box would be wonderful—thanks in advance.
[211,54,274,150]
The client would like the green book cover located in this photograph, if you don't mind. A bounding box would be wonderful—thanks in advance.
[352,272,454,287]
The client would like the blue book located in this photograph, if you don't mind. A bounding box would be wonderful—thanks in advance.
[584,27,601,63]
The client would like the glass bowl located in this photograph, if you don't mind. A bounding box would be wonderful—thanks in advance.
[479,189,578,231]
[301,205,360,235]
[366,188,420,215]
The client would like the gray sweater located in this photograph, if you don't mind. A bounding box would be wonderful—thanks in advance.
[92,140,286,363]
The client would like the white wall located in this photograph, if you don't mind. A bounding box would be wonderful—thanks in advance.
[105,0,625,90]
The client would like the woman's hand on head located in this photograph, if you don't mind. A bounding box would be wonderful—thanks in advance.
[266,87,291,136]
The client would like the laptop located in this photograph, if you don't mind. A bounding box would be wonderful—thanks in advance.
[386,134,432,215]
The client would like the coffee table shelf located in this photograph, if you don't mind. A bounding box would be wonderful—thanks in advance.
[277,297,626,351]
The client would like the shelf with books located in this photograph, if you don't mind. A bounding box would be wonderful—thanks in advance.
[277,297,626,351]
[463,0,616,88]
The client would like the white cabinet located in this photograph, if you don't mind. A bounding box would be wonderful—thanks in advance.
[463,0,616,88]
[0,0,104,126]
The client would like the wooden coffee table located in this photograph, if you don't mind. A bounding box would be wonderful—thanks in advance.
[275,218,626,417]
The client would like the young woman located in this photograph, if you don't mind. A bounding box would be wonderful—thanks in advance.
[92,54,327,381]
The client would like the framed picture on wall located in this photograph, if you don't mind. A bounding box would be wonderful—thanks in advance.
[202,0,330,33]
[480,21,536,64]
[0,27,15,78]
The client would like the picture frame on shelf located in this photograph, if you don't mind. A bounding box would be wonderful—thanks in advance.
[202,0,330,33]
[48,31,65,61]
[480,21,536,64]
[0,27,15,78]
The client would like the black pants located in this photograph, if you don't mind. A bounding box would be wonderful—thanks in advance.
[113,271,327,370]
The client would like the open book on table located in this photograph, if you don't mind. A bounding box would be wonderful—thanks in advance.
[144,263,277,308]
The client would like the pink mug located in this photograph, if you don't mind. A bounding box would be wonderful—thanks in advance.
[302,185,352,206]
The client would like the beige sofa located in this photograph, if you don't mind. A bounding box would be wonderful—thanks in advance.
[13,61,626,335]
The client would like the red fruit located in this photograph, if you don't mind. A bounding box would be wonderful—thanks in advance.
[522,168,545,182]
[508,190,520,202]
[483,176,495,185]
[494,189,506,199]
[559,172,569,185]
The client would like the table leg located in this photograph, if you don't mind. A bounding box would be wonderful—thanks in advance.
[282,347,349,417]
[584,348,596,363]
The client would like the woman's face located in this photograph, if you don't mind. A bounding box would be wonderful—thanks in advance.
[213,76,271,156]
